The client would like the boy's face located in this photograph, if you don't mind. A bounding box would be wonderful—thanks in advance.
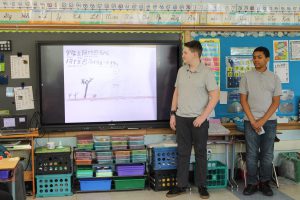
[182,47,198,64]
[253,51,269,70]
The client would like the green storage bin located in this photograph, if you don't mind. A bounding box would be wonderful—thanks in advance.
[114,178,145,190]
[194,160,228,189]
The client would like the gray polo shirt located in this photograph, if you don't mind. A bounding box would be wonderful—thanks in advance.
[175,63,218,117]
[239,69,282,120]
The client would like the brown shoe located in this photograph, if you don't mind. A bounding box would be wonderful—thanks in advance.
[166,186,186,198]
[243,184,258,195]
[198,186,210,199]
[259,181,273,196]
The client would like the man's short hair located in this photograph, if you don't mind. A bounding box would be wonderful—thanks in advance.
[253,46,270,58]
[184,40,203,57]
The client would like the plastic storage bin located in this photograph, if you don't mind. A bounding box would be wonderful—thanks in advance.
[114,177,145,190]
[152,147,177,170]
[0,170,11,179]
[79,179,112,191]
[116,164,145,176]
[150,169,177,191]
[35,174,73,197]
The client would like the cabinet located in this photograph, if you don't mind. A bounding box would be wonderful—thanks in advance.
[73,147,148,192]
[0,130,39,197]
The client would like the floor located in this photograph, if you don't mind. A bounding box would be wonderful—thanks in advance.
[27,177,300,200]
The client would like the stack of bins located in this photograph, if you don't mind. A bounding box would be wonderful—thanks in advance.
[75,151,92,165]
[94,135,113,179]
[96,151,113,165]
[75,151,93,178]
[94,136,111,151]
[77,134,94,150]
[35,146,73,197]
[128,135,145,150]
[111,136,128,150]
[114,151,130,164]
[150,147,178,191]
[131,149,147,163]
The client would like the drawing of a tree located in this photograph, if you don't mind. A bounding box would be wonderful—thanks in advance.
[81,78,93,99]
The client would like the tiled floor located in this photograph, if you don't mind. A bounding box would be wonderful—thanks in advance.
[27,177,300,200]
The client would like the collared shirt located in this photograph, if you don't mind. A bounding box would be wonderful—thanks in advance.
[175,63,218,117]
[239,69,282,120]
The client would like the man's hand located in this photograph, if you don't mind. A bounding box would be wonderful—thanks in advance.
[170,115,176,131]
[250,119,266,134]
[193,115,206,127]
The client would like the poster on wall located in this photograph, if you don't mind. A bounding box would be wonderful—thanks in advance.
[289,40,300,61]
[199,38,220,87]
[225,56,255,88]
[274,62,289,83]
[273,40,289,61]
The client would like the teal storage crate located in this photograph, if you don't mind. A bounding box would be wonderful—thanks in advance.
[36,174,73,197]
[194,161,228,189]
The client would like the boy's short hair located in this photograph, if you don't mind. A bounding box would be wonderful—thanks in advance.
[184,40,203,57]
[253,46,270,58]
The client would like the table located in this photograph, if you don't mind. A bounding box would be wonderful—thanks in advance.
[0,157,20,200]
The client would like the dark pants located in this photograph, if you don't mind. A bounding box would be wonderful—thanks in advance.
[244,120,277,184]
[0,190,13,200]
[176,116,209,187]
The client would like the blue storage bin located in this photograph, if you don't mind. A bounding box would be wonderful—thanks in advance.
[152,147,177,170]
[79,179,112,191]
[0,170,10,179]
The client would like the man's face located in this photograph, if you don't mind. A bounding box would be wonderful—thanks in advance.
[182,47,197,64]
[253,51,269,70]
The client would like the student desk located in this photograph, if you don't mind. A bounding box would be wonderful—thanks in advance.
[208,130,243,191]
[0,157,20,200]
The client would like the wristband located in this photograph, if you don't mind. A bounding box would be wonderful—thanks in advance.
[170,110,176,116]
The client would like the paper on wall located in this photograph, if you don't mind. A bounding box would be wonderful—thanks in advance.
[10,55,30,79]
[14,86,34,111]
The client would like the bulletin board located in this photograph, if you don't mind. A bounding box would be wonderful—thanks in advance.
[192,32,300,119]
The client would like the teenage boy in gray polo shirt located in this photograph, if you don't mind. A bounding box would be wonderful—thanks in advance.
[239,46,282,196]
[166,40,219,199]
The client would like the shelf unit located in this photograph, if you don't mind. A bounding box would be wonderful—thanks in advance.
[0,130,39,197]
[73,148,148,192]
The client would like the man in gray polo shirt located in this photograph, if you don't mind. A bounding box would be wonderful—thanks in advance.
[239,46,281,196]
[166,40,219,199]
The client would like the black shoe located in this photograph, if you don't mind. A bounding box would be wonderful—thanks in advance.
[243,184,258,195]
[198,186,209,199]
[166,186,186,198]
[259,181,273,196]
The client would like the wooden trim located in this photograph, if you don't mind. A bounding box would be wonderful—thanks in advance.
[38,122,300,137]
[0,130,39,139]
[222,122,300,130]
[1,24,300,32]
